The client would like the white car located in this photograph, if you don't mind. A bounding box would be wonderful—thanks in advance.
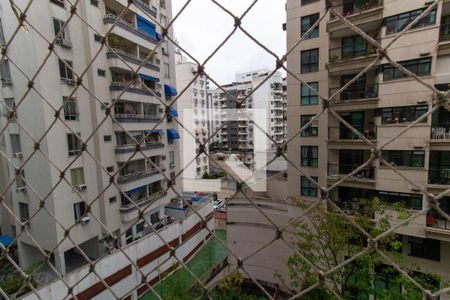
[214,199,226,212]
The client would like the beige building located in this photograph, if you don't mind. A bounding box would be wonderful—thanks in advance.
[287,0,450,295]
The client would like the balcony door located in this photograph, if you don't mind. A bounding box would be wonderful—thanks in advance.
[341,36,367,59]
[341,74,366,100]
[340,111,365,139]
[339,150,364,174]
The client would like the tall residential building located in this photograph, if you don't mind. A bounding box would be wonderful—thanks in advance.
[287,0,450,292]
[208,69,287,166]
[0,0,182,276]
[175,52,210,178]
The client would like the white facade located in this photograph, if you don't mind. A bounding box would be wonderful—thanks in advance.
[0,0,182,277]
[175,52,209,178]
[208,69,287,166]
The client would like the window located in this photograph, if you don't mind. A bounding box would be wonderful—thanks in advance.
[150,211,159,224]
[16,170,26,189]
[97,69,106,77]
[341,35,367,58]
[301,176,318,197]
[160,15,167,27]
[301,146,318,167]
[0,18,5,45]
[136,221,144,233]
[10,134,21,154]
[52,18,70,44]
[58,59,74,83]
[109,196,117,204]
[301,13,319,39]
[301,0,319,5]
[301,49,319,73]
[63,97,78,120]
[0,59,12,84]
[70,168,85,187]
[382,58,431,81]
[386,8,436,35]
[104,135,112,142]
[4,98,16,119]
[125,228,133,244]
[73,202,86,223]
[164,63,170,79]
[377,191,422,210]
[170,171,176,185]
[50,0,65,8]
[67,133,81,155]
[94,34,102,42]
[408,237,440,261]
[19,203,29,222]
[169,151,175,165]
[300,115,318,137]
[301,82,318,105]
[106,166,114,172]
[382,150,425,168]
[90,0,98,6]
[381,105,428,124]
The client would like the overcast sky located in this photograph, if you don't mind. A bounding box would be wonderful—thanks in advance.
[171,0,286,85]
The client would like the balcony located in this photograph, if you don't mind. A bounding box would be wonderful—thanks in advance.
[115,141,164,153]
[328,163,375,182]
[117,166,164,183]
[106,48,159,72]
[110,81,161,97]
[431,124,450,140]
[328,44,378,74]
[115,114,161,123]
[329,83,378,105]
[120,190,167,221]
[328,125,377,149]
[103,14,159,44]
[429,168,450,186]
[133,0,157,17]
[328,0,384,35]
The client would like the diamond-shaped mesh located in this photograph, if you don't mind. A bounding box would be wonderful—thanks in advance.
[0,0,449,299]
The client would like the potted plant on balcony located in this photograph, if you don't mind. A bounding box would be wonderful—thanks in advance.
[330,53,339,63]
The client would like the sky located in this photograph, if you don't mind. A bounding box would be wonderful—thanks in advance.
[171,0,286,85]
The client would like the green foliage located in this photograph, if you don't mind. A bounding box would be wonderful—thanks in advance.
[202,172,225,179]
[208,272,266,300]
[284,199,443,299]
[0,264,39,297]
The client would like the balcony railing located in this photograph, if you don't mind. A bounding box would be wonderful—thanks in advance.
[431,124,450,139]
[115,141,164,153]
[429,168,450,185]
[133,0,157,17]
[110,81,161,97]
[103,14,159,43]
[115,113,161,123]
[329,43,378,64]
[427,211,450,230]
[329,84,379,101]
[120,190,167,212]
[330,0,384,19]
[117,166,164,183]
[440,23,450,41]
[328,126,377,141]
[328,163,375,180]
[106,48,160,71]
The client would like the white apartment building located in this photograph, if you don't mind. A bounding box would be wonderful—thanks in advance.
[287,0,450,295]
[175,52,209,179]
[0,0,183,277]
[208,69,287,166]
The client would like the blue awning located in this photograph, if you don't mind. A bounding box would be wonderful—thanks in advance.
[0,235,13,247]
[164,84,177,96]
[126,185,147,195]
[167,128,180,140]
[144,129,163,134]
[140,73,160,82]
[136,15,157,39]
[169,107,178,117]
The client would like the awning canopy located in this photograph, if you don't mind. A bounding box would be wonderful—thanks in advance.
[144,129,163,134]
[126,185,147,195]
[164,84,177,96]
[169,107,178,117]
[0,235,13,247]
[140,73,160,82]
[167,128,180,140]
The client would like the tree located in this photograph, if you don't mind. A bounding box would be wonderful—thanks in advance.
[283,198,444,300]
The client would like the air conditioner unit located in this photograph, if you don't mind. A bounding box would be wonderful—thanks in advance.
[57,38,72,48]
[13,152,22,158]
[80,216,90,225]
[16,186,27,193]
[76,184,87,191]
[63,78,76,86]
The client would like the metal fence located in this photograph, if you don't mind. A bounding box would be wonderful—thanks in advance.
[0,0,450,299]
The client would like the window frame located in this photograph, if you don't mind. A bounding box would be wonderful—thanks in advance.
[301,146,318,167]
[58,59,74,82]
[63,97,78,121]
[382,150,425,168]
[385,8,437,35]
[67,133,82,156]
[381,105,428,124]
[382,57,431,81]
[300,115,319,137]
[301,48,319,73]
[19,202,29,222]
[10,134,22,154]
[301,13,319,39]
[301,176,318,197]
[52,18,70,42]
[73,201,86,223]
[408,237,440,261]
[301,82,319,105]
[70,167,85,187]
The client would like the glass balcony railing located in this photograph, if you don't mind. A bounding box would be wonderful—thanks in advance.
[328,126,377,141]
[431,123,450,139]
[328,163,375,180]
[330,0,384,19]
[329,43,378,64]
[329,84,379,101]
[440,23,450,41]
[429,168,450,185]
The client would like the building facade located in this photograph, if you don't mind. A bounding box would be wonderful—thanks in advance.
[208,69,287,166]
[175,52,210,179]
[287,0,450,294]
[0,0,183,277]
